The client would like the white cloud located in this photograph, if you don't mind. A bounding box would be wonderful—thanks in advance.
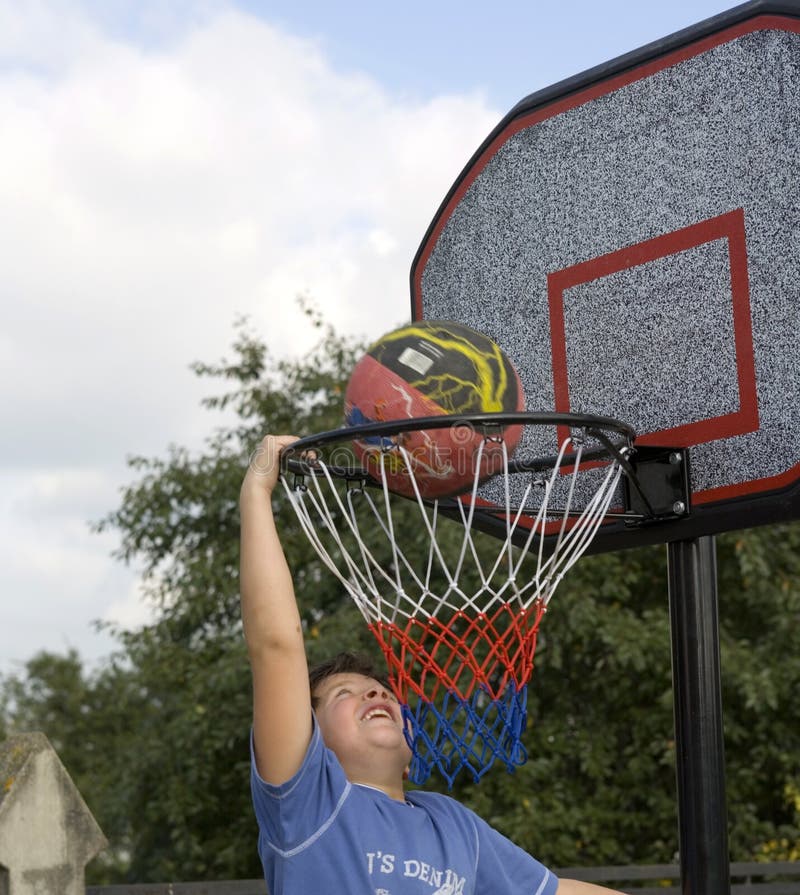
[101,576,158,633]
[0,3,500,673]
[0,468,134,674]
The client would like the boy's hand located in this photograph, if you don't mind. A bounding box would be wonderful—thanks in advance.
[243,434,299,496]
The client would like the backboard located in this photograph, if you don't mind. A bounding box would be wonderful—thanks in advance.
[411,0,800,552]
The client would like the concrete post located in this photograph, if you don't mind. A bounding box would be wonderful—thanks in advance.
[0,731,107,895]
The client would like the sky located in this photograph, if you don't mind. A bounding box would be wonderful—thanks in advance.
[0,0,737,677]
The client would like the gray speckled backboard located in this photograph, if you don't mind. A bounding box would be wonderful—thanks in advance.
[411,2,800,550]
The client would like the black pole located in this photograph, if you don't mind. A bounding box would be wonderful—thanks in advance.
[667,536,730,895]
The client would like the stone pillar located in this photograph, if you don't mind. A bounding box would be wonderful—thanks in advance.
[0,732,107,895]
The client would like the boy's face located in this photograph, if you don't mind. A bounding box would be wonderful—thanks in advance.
[312,672,412,776]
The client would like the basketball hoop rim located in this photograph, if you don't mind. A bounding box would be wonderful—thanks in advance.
[280,410,636,480]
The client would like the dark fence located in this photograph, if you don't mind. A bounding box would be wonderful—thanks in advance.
[86,861,800,895]
[87,883,265,895]
[555,862,800,895]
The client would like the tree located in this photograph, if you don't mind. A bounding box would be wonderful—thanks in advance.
[3,306,372,882]
[717,526,800,859]
[451,527,800,867]
[87,307,377,880]
[1,306,798,881]
[454,544,678,866]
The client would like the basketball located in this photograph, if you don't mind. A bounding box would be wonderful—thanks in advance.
[344,320,525,498]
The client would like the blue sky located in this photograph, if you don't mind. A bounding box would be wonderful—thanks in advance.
[241,0,736,107]
[84,0,737,105]
[0,0,737,675]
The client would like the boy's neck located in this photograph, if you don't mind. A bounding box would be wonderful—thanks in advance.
[350,776,407,802]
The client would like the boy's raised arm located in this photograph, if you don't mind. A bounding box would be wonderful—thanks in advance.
[240,434,312,784]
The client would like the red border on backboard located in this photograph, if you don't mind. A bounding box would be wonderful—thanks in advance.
[412,14,800,510]
[411,14,800,315]
[547,208,759,455]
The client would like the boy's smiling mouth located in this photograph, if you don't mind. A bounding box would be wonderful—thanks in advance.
[361,705,395,723]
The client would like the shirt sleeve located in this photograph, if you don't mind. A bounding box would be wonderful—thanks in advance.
[471,808,560,895]
[250,716,351,855]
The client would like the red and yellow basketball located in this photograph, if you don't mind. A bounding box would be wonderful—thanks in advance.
[344,320,525,498]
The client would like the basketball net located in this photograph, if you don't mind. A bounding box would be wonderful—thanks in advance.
[282,427,624,786]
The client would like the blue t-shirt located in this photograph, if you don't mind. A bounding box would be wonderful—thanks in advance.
[250,720,559,895]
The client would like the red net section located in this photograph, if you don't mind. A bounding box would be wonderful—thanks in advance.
[370,601,546,705]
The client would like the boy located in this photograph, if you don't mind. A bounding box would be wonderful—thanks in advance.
[241,434,622,895]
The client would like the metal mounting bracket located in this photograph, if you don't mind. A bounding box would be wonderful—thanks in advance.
[623,446,692,524]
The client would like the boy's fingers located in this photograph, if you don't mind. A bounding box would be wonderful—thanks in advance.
[249,435,300,477]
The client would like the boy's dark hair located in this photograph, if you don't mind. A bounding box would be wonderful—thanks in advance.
[308,652,391,708]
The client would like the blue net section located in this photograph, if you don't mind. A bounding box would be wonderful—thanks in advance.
[403,684,529,787]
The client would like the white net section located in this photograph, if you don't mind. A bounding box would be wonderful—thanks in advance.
[282,426,626,784]
[282,434,624,630]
